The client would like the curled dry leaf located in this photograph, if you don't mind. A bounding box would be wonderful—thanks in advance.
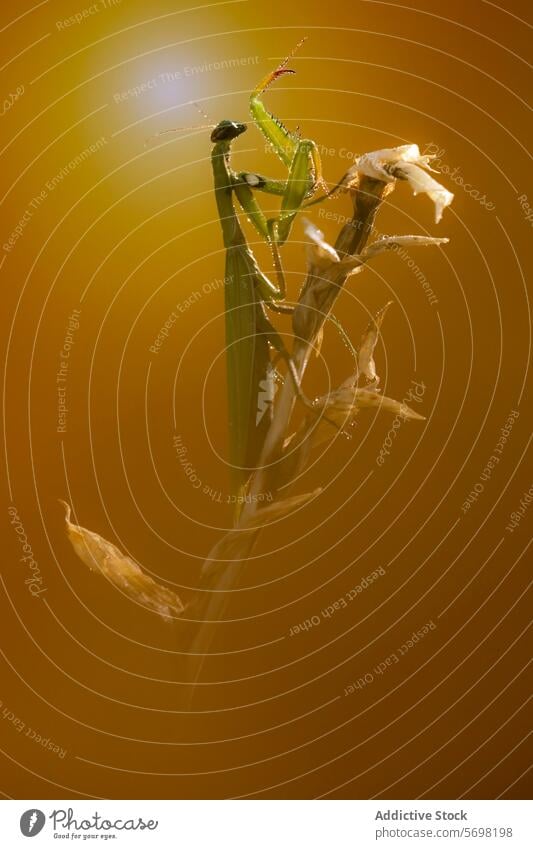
[354,144,453,223]
[358,301,392,383]
[392,162,454,224]
[355,144,436,182]
[60,500,185,620]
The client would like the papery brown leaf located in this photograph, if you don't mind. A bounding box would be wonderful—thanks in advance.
[358,301,392,383]
[60,501,185,620]
[297,376,424,459]
[282,375,360,461]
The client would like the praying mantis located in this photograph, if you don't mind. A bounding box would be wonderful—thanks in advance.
[209,40,352,503]
[156,40,348,505]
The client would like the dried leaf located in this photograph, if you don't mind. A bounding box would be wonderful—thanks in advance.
[60,500,184,620]
[356,144,436,182]
[334,175,395,258]
[354,144,453,223]
[363,235,449,259]
[300,375,360,450]
[286,378,424,486]
[354,388,426,420]
[303,376,424,453]
[303,219,341,269]
[303,220,363,280]
[358,302,392,382]
[391,162,454,223]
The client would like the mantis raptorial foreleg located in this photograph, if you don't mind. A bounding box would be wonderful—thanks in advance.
[231,175,357,360]
[249,39,327,229]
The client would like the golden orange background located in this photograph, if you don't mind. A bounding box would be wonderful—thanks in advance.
[1,0,531,799]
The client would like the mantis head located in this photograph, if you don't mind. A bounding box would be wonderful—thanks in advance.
[211,120,247,142]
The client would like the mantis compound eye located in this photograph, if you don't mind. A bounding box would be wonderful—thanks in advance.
[211,120,247,142]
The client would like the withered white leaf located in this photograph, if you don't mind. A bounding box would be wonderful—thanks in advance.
[356,144,436,182]
[60,500,185,620]
[358,301,393,383]
[303,219,340,269]
[393,162,454,223]
[303,219,363,279]
[355,144,453,223]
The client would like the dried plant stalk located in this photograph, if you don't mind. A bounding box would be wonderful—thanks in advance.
[184,145,453,702]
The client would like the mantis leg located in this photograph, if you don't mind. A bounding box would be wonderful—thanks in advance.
[232,175,309,314]
[249,39,327,198]
[232,177,289,302]
[255,305,315,411]
[234,171,287,196]
[249,44,301,167]
[233,146,324,249]
[232,146,319,299]
[231,177,357,358]
[256,306,348,433]
[273,139,320,246]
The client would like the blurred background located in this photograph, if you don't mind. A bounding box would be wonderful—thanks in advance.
[1,0,531,799]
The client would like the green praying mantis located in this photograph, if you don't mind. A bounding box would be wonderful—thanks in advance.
[157,40,350,504]
[210,40,331,498]
[211,40,359,503]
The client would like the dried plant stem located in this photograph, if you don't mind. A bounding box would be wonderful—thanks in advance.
[182,182,391,707]
[245,180,391,509]
[180,526,261,707]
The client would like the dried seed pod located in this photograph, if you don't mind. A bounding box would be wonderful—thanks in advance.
[60,501,185,621]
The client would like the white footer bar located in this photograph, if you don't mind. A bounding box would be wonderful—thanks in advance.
[1,799,530,848]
